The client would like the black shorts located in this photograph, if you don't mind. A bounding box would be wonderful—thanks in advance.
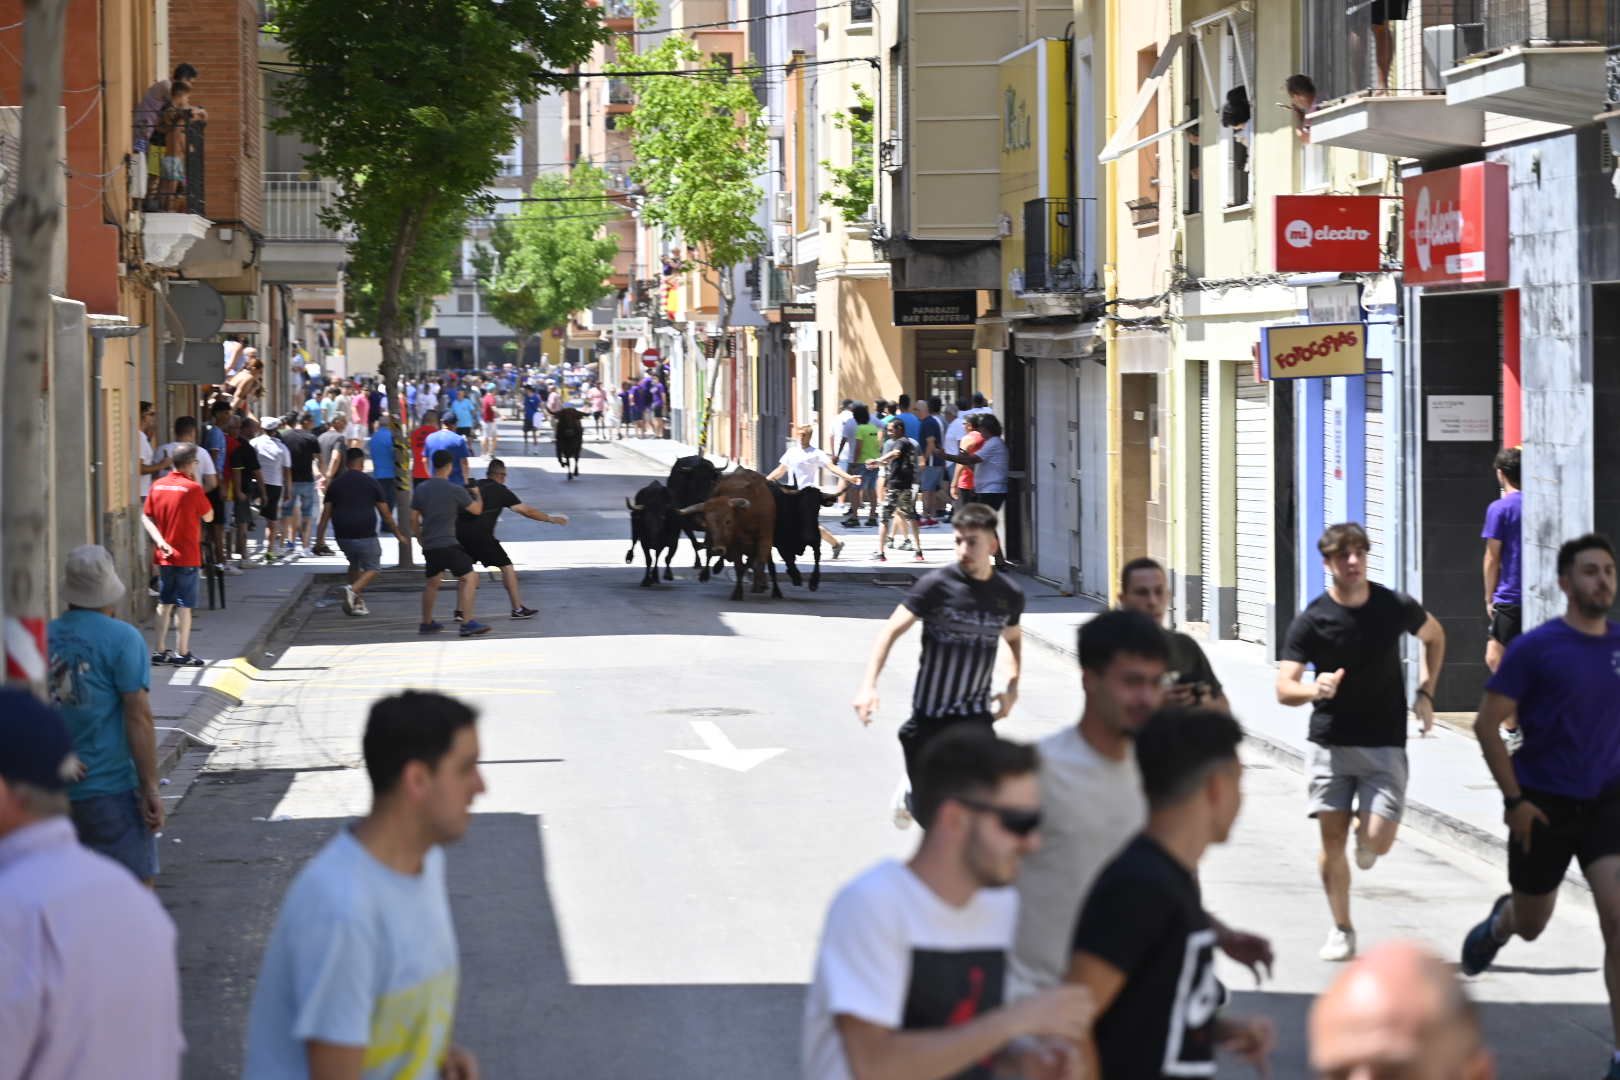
[1508,783,1620,896]
[1370,0,1408,24]
[898,712,996,787]
[1490,603,1522,646]
[260,484,282,521]
[523,417,537,432]
[423,544,476,579]
[456,530,512,569]
[968,491,1007,511]
[206,488,224,522]
[457,427,474,439]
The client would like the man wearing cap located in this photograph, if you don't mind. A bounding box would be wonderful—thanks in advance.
[0,688,184,1077]
[144,444,215,667]
[251,416,293,562]
[45,545,165,884]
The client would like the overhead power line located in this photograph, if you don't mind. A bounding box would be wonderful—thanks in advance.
[621,1,854,36]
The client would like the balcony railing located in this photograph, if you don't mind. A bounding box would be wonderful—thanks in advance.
[850,0,874,22]
[608,77,634,105]
[1465,0,1613,51]
[1023,197,1097,293]
[141,120,205,215]
[604,0,634,20]
[263,172,345,240]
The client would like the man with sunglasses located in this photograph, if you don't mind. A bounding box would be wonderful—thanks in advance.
[802,728,1093,1080]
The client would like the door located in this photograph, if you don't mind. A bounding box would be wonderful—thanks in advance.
[1033,360,1072,585]
[1078,357,1109,597]
[1234,367,1271,644]
[1199,362,1216,625]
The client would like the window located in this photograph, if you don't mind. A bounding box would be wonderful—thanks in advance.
[1213,15,1252,209]
[1135,46,1161,215]
[1183,44,1201,215]
[457,292,474,313]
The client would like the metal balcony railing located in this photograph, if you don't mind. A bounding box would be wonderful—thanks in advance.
[1022,197,1097,293]
[1473,0,1612,50]
[608,77,634,105]
[851,0,874,23]
[263,172,345,240]
[142,120,205,215]
[604,0,635,19]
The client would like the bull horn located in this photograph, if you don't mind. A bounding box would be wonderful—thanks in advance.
[626,498,644,511]
[717,456,730,471]
[729,497,750,510]
[677,502,707,515]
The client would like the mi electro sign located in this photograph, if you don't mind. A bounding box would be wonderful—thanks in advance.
[1273,196,1382,273]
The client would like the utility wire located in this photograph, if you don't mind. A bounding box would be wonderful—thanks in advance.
[621,1,851,36]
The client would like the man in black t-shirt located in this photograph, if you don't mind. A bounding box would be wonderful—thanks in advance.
[1069,707,1274,1079]
[1117,556,1229,712]
[853,502,1025,826]
[227,417,263,572]
[279,414,321,557]
[455,458,568,621]
[317,448,398,616]
[1277,522,1446,963]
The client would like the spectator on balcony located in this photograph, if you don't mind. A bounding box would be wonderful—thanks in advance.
[1286,74,1317,143]
[133,62,202,154]
[152,81,202,212]
[1370,0,1406,91]
[226,355,264,416]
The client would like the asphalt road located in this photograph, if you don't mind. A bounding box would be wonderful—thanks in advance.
[157,430,1613,1079]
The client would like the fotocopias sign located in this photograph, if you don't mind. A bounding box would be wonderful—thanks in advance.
[1259,322,1368,380]
[1403,162,1509,286]
[1273,196,1382,272]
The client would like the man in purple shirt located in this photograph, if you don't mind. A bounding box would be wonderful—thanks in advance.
[1461,533,1620,1080]
[1482,446,1523,674]
[0,689,184,1079]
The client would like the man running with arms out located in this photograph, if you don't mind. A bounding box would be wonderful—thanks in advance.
[853,502,1023,826]
[1068,707,1275,1079]
[766,423,863,559]
[244,692,483,1080]
[411,449,491,638]
[1461,532,1620,1080]
[1278,522,1446,962]
[802,728,1093,1080]
[1117,556,1230,711]
[456,458,568,621]
[318,448,399,618]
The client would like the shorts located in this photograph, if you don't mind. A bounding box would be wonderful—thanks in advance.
[483,418,500,437]
[160,154,186,182]
[146,143,162,176]
[234,494,253,526]
[1489,602,1522,646]
[72,789,158,881]
[423,544,476,579]
[292,481,318,519]
[898,712,996,787]
[653,405,666,419]
[457,427,474,439]
[881,484,918,523]
[457,531,512,569]
[1370,0,1408,23]
[157,565,200,609]
[338,536,383,573]
[260,483,283,521]
[523,415,538,432]
[206,487,225,524]
[969,491,1007,512]
[1509,784,1620,895]
[628,406,644,422]
[919,465,945,493]
[1307,744,1408,822]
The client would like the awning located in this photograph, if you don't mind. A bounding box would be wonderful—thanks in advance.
[1012,322,1100,360]
[1098,31,1186,163]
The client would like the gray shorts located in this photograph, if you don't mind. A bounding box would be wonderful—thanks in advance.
[1307,744,1408,822]
[338,537,383,573]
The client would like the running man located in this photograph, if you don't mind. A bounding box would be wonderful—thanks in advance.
[866,417,923,563]
[1461,533,1620,1080]
[1277,522,1446,962]
[318,448,399,617]
[411,449,491,638]
[764,423,863,560]
[1482,446,1524,753]
[1117,556,1230,711]
[802,728,1093,1080]
[853,502,1023,826]
[522,387,541,452]
[457,458,568,621]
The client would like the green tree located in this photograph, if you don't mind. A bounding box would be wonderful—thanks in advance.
[477,165,623,364]
[270,0,604,400]
[820,86,875,224]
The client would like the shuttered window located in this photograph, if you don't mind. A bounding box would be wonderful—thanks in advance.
[1234,368,1270,643]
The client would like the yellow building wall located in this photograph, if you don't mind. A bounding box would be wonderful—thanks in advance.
[999,38,1069,316]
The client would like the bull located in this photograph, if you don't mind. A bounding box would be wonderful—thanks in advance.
[769,482,839,592]
[554,407,585,479]
[624,481,679,586]
[665,454,724,580]
[679,469,779,601]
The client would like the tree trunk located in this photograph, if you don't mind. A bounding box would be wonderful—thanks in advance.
[2,0,68,695]
[377,203,425,567]
[696,266,733,454]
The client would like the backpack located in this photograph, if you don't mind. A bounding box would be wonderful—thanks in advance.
[889,438,917,488]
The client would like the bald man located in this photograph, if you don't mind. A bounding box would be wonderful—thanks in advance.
[1309,941,1494,1079]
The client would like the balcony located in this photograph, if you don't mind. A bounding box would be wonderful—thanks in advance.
[139,120,211,269]
[850,0,873,23]
[1441,0,1609,125]
[608,77,634,108]
[603,0,634,27]
[260,172,349,284]
[1013,198,1098,316]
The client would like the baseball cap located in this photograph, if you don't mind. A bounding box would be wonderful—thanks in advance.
[0,689,80,792]
[62,543,127,610]
[261,417,283,431]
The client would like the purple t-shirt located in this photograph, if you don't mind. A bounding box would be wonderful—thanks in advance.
[1482,490,1522,605]
[1487,617,1620,799]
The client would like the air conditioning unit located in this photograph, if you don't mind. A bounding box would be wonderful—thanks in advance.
[773,191,794,223]
[773,235,794,268]
[864,202,879,225]
[1421,23,1486,91]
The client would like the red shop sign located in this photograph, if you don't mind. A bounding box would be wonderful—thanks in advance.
[1273,196,1383,272]
[1402,162,1509,286]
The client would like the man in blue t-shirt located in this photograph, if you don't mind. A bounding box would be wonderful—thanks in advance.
[450,389,479,438]
[915,397,946,525]
[1482,446,1524,751]
[522,388,542,451]
[1461,533,1620,1080]
[423,413,471,485]
[45,545,162,883]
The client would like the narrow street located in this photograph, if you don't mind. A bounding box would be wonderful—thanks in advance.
[155,433,1611,1078]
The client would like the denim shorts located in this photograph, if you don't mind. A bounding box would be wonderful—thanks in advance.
[71,788,158,881]
[338,536,383,573]
[292,481,318,519]
[158,565,199,608]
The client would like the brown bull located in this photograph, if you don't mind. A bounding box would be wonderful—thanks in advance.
[678,469,779,600]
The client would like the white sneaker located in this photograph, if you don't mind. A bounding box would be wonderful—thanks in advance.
[340,585,356,615]
[297,547,314,559]
[890,779,914,830]
[1354,833,1379,871]
[352,597,370,616]
[221,563,244,577]
[1319,926,1357,962]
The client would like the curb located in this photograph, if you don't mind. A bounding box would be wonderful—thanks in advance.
[1018,620,1595,905]
[154,571,323,779]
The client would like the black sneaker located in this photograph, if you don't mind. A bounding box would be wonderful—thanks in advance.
[511,606,538,619]
[151,649,177,665]
[171,653,206,668]
[1460,893,1512,976]
[452,609,466,623]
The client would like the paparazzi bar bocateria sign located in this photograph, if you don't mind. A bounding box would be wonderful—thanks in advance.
[893,290,977,327]
[1259,322,1368,380]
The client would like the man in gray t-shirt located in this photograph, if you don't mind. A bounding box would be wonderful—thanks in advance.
[408,449,490,638]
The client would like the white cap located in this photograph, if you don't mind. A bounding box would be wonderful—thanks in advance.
[62,544,127,610]
[261,417,283,431]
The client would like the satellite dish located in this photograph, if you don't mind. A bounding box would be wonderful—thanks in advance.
[168,281,225,339]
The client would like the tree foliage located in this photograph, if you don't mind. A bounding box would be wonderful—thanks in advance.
[606,34,767,323]
[820,86,875,224]
[270,0,605,388]
[476,165,623,361]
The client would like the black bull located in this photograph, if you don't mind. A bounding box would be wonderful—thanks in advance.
[624,481,679,585]
[554,408,584,479]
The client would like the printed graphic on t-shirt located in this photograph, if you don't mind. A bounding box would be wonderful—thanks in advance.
[360,968,458,1078]
[1162,928,1219,1077]
[901,948,1005,1080]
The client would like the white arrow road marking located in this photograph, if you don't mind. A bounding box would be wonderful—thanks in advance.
[667,720,785,773]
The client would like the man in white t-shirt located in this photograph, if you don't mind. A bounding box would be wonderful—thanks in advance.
[767,424,863,559]
[138,401,169,500]
[250,418,294,562]
[802,728,1092,1080]
[157,416,216,491]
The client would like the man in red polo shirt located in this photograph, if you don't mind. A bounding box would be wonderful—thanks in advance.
[142,444,215,666]
[411,408,440,489]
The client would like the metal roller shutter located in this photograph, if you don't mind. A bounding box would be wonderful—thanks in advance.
[1200,363,1216,624]
[1234,368,1270,643]
[1365,366,1387,585]
[1324,380,1338,520]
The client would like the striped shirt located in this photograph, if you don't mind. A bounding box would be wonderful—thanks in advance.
[902,564,1025,717]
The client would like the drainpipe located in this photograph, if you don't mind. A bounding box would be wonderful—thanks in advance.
[1104,0,1122,598]
[87,319,146,548]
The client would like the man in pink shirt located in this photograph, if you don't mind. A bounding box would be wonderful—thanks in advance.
[349,384,371,447]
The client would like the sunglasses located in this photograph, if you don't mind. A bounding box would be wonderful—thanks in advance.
[953,797,1042,837]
